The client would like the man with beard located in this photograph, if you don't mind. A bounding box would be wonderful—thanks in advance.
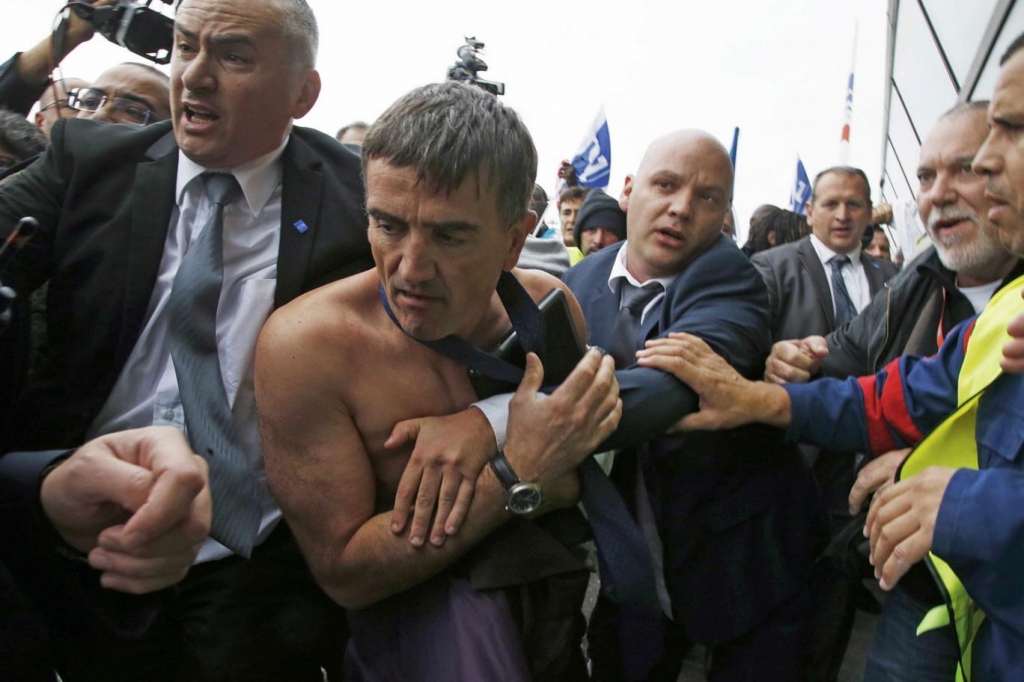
[764,99,1022,681]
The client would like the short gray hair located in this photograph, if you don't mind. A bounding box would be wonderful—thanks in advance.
[362,82,538,227]
[178,0,318,70]
[280,0,318,70]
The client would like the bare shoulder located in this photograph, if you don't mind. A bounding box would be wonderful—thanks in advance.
[261,271,379,356]
[512,267,573,303]
[511,267,587,338]
[256,270,381,404]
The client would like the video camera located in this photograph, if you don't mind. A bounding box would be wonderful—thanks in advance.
[67,0,174,65]
[446,37,505,97]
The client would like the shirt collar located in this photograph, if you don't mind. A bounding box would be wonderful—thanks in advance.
[607,241,678,293]
[175,136,289,217]
[809,233,862,267]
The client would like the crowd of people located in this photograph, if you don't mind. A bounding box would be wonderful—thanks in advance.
[0,1,1021,681]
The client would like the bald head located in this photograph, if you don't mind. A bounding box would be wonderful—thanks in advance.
[35,77,89,138]
[72,63,171,126]
[621,129,734,281]
[637,130,735,198]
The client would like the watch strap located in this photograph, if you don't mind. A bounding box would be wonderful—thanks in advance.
[489,450,520,491]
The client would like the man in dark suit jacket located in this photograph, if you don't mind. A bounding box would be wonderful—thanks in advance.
[564,130,825,681]
[0,1,372,680]
[749,167,897,682]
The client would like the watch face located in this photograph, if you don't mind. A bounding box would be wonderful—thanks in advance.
[507,483,543,515]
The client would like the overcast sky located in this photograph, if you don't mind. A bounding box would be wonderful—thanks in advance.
[3,0,890,240]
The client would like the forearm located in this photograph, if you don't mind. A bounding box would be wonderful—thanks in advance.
[16,40,58,89]
[313,467,512,610]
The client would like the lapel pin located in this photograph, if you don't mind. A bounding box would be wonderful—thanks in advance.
[293,220,309,234]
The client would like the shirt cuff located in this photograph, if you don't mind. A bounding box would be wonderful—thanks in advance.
[472,393,513,450]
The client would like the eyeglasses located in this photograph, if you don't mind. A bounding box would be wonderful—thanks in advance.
[67,88,154,126]
[38,98,69,113]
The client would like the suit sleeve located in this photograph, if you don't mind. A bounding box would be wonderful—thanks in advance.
[750,252,780,326]
[0,54,48,118]
[933,467,1024,642]
[0,449,165,635]
[785,319,970,455]
[601,243,773,450]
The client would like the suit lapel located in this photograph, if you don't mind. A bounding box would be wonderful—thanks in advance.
[797,238,835,328]
[116,134,178,369]
[275,134,323,310]
[582,256,620,349]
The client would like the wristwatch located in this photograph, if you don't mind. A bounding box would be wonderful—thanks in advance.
[489,450,543,515]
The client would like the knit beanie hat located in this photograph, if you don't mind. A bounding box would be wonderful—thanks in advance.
[574,189,627,247]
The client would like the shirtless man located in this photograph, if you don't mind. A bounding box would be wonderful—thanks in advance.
[256,82,621,680]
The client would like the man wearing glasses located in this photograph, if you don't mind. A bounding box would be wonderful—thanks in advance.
[68,62,171,126]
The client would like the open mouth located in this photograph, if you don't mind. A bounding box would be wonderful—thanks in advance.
[184,104,219,124]
[933,216,972,232]
[655,227,684,245]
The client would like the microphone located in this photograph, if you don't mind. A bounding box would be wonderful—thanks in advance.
[0,217,37,271]
[0,217,39,334]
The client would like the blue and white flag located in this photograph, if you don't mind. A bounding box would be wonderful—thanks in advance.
[571,107,611,189]
[790,157,811,215]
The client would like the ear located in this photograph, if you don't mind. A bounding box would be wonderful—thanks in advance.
[503,211,536,271]
[767,230,777,246]
[34,112,45,132]
[290,69,322,120]
[619,174,634,212]
[804,200,814,223]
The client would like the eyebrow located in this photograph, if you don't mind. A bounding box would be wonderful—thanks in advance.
[175,24,257,51]
[368,208,480,233]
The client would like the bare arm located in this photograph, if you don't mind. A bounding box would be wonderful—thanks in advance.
[258,312,619,609]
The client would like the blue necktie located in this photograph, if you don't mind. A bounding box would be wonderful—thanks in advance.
[167,173,262,558]
[829,254,858,328]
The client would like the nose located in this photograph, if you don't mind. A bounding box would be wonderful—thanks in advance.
[179,50,216,94]
[973,131,1001,178]
[929,170,957,207]
[397,230,436,285]
[667,189,693,221]
[836,204,851,222]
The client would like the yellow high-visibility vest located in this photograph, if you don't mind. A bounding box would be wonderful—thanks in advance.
[896,273,1024,682]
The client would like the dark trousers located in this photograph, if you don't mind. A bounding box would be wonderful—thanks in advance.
[588,586,812,682]
[49,523,348,682]
[0,559,57,682]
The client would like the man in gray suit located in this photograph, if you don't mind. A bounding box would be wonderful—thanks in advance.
[752,166,897,343]
[749,166,897,682]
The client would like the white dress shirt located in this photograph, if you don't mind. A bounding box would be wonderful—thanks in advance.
[87,139,289,563]
[809,233,872,315]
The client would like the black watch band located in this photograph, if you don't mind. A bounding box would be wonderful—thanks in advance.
[489,449,520,490]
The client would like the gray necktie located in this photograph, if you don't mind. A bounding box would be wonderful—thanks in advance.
[167,173,261,558]
[828,254,857,328]
[609,281,664,368]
